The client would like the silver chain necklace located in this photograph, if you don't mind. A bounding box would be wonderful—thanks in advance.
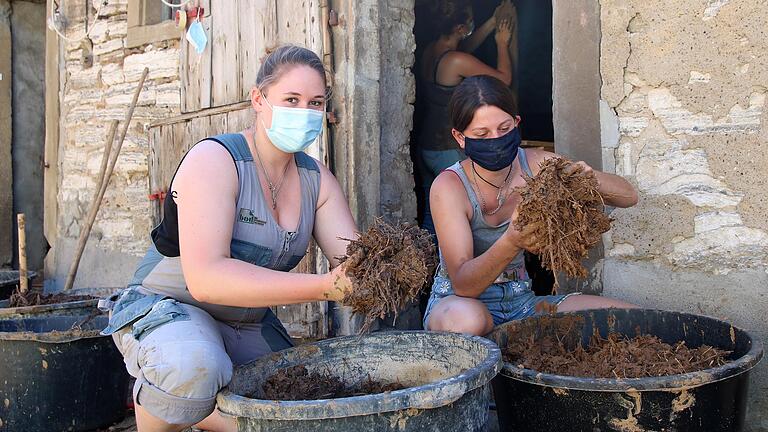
[252,130,290,210]
[470,162,513,215]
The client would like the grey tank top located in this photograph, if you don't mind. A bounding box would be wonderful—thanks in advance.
[128,133,320,323]
[437,148,533,283]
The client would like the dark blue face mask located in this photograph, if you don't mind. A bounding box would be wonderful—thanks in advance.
[463,127,522,171]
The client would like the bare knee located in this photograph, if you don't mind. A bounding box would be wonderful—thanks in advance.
[427,297,494,336]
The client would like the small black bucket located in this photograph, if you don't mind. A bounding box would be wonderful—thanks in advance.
[217,331,501,431]
[488,309,763,432]
[0,315,129,431]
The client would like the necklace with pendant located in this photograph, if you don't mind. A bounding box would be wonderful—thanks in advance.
[252,130,290,210]
[470,162,513,215]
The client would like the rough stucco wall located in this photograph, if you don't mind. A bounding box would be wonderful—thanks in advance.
[11,0,45,272]
[599,1,768,429]
[379,0,419,330]
[0,0,12,267]
[52,0,180,289]
[379,0,416,225]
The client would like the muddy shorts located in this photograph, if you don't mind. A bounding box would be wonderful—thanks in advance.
[103,289,292,425]
[422,272,579,329]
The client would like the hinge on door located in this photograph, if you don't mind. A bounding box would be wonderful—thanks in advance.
[327,111,339,125]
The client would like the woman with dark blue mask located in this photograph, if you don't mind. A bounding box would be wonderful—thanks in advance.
[422,76,640,335]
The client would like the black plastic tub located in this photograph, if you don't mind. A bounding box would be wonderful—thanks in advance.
[488,309,764,432]
[217,331,502,431]
[0,315,130,431]
[0,287,117,319]
[0,271,37,301]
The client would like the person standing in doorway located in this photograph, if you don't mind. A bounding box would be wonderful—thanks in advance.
[100,46,357,432]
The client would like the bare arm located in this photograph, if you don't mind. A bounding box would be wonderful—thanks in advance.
[459,15,496,54]
[431,171,524,298]
[175,141,336,307]
[527,149,639,209]
[450,19,513,86]
[312,159,359,268]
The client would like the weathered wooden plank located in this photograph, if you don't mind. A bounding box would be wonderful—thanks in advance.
[150,101,250,128]
[262,0,278,49]
[211,0,241,106]
[237,0,260,101]
[227,107,254,132]
[180,0,212,112]
[208,112,229,136]
[276,0,308,45]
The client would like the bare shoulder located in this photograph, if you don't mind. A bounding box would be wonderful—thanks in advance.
[431,168,470,210]
[181,139,236,169]
[445,50,478,67]
[524,148,560,175]
[173,139,237,191]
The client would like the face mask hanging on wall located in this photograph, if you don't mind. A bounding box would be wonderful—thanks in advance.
[186,20,207,54]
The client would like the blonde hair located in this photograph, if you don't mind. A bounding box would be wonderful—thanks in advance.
[256,45,331,97]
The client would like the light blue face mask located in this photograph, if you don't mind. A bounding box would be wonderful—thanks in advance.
[186,20,207,54]
[259,93,324,153]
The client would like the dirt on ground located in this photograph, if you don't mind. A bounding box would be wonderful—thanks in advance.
[258,365,406,400]
[514,157,612,293]
[338,219,437,333]
[7,289,96,308]
[502,315,731,378]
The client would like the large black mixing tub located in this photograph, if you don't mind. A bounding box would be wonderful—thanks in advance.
[218,331,501,431]
[488,309,763,432]
[0,315,129,431]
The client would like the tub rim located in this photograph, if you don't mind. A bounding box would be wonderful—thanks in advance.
[217,330,502,420]
[0,314,108,343]
[492,308,764,392]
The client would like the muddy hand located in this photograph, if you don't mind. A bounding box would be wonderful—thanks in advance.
[563,160,594,177]
[323,263,354,302]
[506,208,543,253]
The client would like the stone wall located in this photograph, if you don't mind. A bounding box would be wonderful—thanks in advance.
[51,0,180,289]
[379,0,417,225]
[599,1,768,429]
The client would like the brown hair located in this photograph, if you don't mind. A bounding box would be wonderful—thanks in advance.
[448,75,519,132]
[256,45,331,97]
[433,0,473,36]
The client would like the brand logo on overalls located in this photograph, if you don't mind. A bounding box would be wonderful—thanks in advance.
[238,208,266,225]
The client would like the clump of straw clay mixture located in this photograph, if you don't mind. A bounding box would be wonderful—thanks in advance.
[514,157,612,292]
[337,219,437,333]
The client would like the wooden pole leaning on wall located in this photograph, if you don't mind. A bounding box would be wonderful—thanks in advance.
[64,67,150,291]
[17,214,28,293]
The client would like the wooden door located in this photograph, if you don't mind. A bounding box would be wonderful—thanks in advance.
[148,0,330,339]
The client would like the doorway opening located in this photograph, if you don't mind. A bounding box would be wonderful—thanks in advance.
[410,0,556,303]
